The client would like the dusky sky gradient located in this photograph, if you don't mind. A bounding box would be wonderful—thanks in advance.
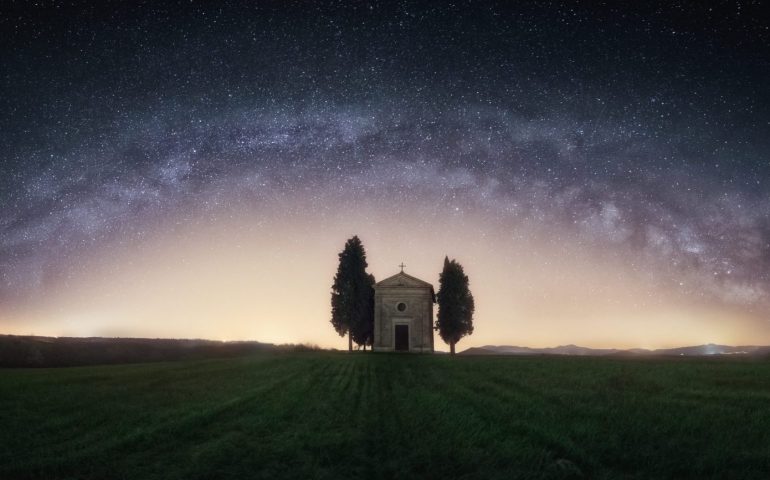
[2,1,769,350]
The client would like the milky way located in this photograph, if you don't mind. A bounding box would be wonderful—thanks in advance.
[2,2,769,345]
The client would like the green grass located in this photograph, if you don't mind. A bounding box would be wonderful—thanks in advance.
[1,353,769,479]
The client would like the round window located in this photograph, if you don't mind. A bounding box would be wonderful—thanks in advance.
[396,302,407,312]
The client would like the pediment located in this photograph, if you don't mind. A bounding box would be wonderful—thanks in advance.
[375,271,433,289]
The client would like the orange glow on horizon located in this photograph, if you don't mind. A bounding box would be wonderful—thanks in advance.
[2,199,769,350]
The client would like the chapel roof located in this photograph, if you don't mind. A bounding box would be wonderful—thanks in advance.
[374,271,433,289]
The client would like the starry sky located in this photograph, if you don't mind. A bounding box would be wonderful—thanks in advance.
[2,1,769,349]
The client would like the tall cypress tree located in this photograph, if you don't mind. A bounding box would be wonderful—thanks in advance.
[435,256,475,355]
[331,236,374,351]
[350,273,376,350]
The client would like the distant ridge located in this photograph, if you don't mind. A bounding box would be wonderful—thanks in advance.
[0,335,318,367]
[460,343,770,357]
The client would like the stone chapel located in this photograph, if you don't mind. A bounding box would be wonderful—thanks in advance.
[372,267,434,352]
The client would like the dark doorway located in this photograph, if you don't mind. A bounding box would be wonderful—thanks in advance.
[394,324,409,351]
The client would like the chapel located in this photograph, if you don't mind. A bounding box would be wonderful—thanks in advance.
[372,266,434,352]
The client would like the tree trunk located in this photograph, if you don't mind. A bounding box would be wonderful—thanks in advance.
[450,342,455,355]
[348,334,352,352]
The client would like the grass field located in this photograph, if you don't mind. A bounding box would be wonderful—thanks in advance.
[1,353,769,479]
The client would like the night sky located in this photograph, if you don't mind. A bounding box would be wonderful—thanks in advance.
[2,1,769,349]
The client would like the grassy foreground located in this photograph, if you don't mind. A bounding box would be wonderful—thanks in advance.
[1,353,769,479]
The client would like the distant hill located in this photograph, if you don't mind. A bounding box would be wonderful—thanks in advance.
[460,343,770,357]
[0,335,318,367]
[460,344,621,356]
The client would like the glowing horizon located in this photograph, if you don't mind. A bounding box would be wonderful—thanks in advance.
[3,195,768,351]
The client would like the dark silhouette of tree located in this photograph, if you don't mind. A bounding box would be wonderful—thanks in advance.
[435,256,475,355]
[349,273,375,350]
[331,236,375,351]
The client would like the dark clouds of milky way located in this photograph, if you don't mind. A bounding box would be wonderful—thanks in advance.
[1,1,769,346]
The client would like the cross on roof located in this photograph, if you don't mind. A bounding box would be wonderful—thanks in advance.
[398,262,406,272]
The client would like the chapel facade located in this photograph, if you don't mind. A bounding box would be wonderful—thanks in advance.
[372,269,434,352]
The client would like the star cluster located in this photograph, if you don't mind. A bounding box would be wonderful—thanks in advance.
[1,1,769,345]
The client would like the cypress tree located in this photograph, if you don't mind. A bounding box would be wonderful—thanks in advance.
[331,236,374,351]
[350,273,375,350]
[435,256,475,355]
